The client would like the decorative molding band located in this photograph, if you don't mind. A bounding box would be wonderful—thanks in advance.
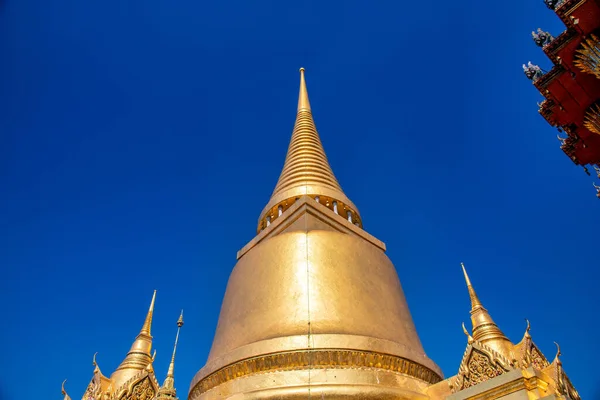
[190,349,443,397]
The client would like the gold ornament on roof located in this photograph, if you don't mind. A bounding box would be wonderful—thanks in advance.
[62,380,72,400]
[574,33,600,79]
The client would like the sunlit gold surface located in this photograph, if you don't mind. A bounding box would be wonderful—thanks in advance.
[190,194,442,399]
[110,291,157,392]
[258,69,361,232]
[157,311,184,400]
[460,264,512,357]
[584,102,600,135]
[189,69,441,399]
[575,33,600,79]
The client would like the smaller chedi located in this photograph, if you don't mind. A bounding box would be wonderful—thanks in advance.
[425,264,581,400]
[61,291,185,400]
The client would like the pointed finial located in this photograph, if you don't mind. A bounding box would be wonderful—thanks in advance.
[177,309,184,328]
[298,67,311,112]
[152,350,157,362]
[92,352,101,374]
[141,290,157,336]
[554,341,562,361]
[525,319,531,332]
[459,262,512,355]
[462,322,474,344]
[61,380,71,400]
[110,290,157,390]
[461,263,483,308]
[159,310,185,395]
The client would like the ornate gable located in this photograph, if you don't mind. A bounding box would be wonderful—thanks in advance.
[451,333,513,393]
[113,366,159,400]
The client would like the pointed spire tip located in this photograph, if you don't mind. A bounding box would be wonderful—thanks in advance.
[461,262,473,287]
[140,290,157,336]
[297,67,311,112]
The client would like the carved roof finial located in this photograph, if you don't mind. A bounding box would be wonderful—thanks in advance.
[462,322,474,344]
[553,341,562,364]
[61,380,72,400]
[525,319,531,338]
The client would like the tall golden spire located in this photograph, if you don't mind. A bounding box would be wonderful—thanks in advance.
[460,263,513,355]
[257,68,361,232]
[110,290,157,390]
[157,310,184,399]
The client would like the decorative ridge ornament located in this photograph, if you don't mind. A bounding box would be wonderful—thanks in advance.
[523,62,544,81]
[62,380,72,400]
[257,68,362,232]
[532,28,554,47]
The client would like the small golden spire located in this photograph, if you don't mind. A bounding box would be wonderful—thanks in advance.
[158,310,185,399]
[257,69,361,232]
[61,380,72,400]
[460,263,512,355]
[110,291,157,390]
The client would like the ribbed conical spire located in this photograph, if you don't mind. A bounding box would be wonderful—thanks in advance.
[257,68,361,232]
[460,264,513,356]
[158,310,184,400]
[110,291,156,390]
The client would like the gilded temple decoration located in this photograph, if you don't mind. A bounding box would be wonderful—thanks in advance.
[461,263,513,357]
[128,376,157,400]
[257,68,362,232]
[452,339,512,392]
[574,34,600,79]
[583,102,600,135]
[512,321,550,371]
[156,311,184,400]
[62,380,72,400]
[541,344,581,400]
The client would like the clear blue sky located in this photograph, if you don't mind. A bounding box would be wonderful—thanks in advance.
[1,1,598,399]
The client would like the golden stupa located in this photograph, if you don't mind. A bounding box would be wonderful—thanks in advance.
[188,68,443,399]
[62,69,582,400]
